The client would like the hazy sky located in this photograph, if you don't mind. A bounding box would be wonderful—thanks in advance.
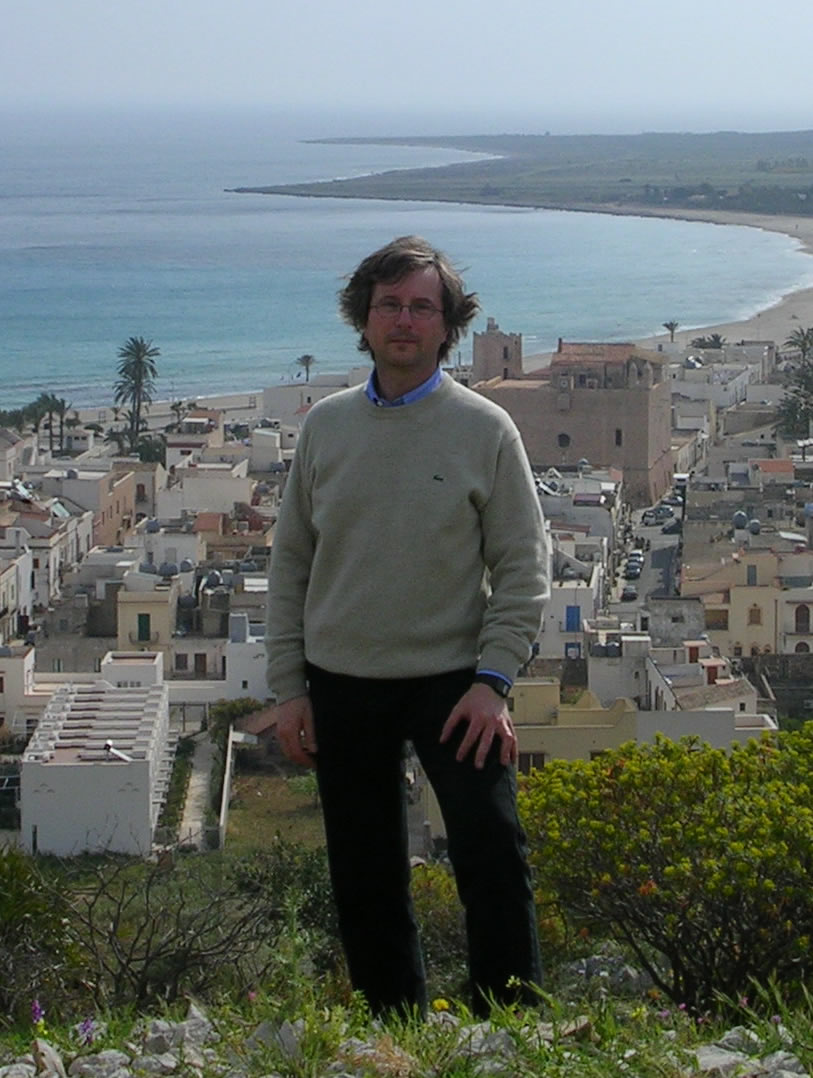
[4,0,813,134]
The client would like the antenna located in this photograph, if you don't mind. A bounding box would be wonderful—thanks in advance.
[104,740,133,763]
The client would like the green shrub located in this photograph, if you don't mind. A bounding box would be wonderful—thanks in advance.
[410,862,468,1000]
[0,847,80,1022]
[518,731,813,1014]
[231,837,342,973]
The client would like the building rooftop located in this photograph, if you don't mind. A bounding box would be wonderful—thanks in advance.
[23,680,167,765]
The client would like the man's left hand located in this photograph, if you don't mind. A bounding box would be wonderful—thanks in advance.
[440,683,517,769]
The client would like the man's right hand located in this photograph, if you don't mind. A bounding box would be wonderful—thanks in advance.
[273,694,317,768]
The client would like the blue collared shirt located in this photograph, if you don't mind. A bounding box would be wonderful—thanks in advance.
[365,366,444,407]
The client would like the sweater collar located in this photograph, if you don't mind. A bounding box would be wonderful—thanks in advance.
[365,367,444,408]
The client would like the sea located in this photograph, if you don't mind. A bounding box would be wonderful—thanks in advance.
[3,107,813,410]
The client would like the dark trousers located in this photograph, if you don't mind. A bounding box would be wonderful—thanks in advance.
[307,663,542,1017]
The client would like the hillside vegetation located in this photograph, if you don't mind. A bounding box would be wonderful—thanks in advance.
[232,129,813,214]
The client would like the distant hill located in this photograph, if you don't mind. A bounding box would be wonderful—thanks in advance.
[230,130,813,215]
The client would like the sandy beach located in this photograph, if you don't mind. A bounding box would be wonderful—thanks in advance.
[626,207,813,351]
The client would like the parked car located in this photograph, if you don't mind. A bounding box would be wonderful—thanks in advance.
[654,504,675,519]
[624,563,642,579]
[662,519,682,535]
[620,584,638,601]
[661,494,683,506]
[627,550,645,564]
[642,511,658,526]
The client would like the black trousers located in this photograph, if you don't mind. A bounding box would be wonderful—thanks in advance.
[307,663,542,1016]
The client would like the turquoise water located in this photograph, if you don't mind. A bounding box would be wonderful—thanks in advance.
[2,108,813,408]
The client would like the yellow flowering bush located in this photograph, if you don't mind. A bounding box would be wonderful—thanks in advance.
[518,728,813,1013]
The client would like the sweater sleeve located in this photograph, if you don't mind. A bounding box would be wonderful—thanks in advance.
[265,432,316,703]
[476,427,550,682]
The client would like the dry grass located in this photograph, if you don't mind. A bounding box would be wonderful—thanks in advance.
[225,770,326,852]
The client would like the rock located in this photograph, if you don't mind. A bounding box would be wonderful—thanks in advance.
[32,1041,66,1078]
[691,1044,751,1075]
[759,1050,807,1074]
[127,1054,177,1074]
[717,1026,763,1055]
[0,1066,37,1078]
[67,1049,131,1078]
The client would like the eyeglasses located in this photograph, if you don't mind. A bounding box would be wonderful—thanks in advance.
[369,299,443,320]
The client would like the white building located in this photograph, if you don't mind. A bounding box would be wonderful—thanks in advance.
[260,369,369,429]
[156,460,252,519]
[224,613,268,701]
[20,651,175,857]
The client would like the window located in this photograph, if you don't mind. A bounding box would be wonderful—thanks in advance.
[137,613,151,642]
[241,680,249,690]
[33,558,40,570]
[175,653,188,671]
[53,657,62,672]
[733,644,743,657]
[615,428,623,447]
[518,752,545,775]
[0,676,4,693]
[748,605,762,626]
[796,604,810,634]
[557,433,571,448]
[795,642,810,653]
[565,605,581,632]
[93,658,102,672]
[746,564,757,585]
[705,609,728,630]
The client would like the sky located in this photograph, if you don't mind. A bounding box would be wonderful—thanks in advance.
[3,0,813,134]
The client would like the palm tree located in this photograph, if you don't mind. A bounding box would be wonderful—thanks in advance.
[784,327,813,361]
[690,334,727,350]
[53,398,71,453]
[662,320,679,343]
[34,392,59,453]
[296,354,316,382]
[25,397,49,458]
[169,400,187,430]
[114,337,160,452]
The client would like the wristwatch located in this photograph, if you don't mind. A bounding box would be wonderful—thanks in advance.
[473,672,512,699]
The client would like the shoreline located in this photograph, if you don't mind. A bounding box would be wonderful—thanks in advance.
[54,206,813,424]
[612,205,813,350]
[235,179,813,353]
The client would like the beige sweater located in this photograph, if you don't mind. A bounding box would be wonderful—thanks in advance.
[266,375,549,703]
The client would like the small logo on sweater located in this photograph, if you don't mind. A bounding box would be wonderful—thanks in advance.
[433,474,445,482]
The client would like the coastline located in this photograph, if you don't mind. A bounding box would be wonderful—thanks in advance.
[608,205,813,351]
[55,207,813,425]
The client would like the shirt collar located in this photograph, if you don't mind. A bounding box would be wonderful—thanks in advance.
[365,367,444,408]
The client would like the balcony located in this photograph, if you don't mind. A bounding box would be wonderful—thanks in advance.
[128,631,159,644]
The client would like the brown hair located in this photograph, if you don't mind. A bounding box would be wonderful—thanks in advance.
[338,235,480,361]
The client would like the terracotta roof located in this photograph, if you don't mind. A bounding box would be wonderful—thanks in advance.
[751,459,794,474]
[194,511,226,533]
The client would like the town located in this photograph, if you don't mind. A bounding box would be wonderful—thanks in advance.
[1,321,811,857]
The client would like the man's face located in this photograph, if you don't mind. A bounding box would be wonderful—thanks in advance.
[363,267,448,382]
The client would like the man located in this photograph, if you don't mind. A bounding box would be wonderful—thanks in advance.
[266,235,549,1016]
